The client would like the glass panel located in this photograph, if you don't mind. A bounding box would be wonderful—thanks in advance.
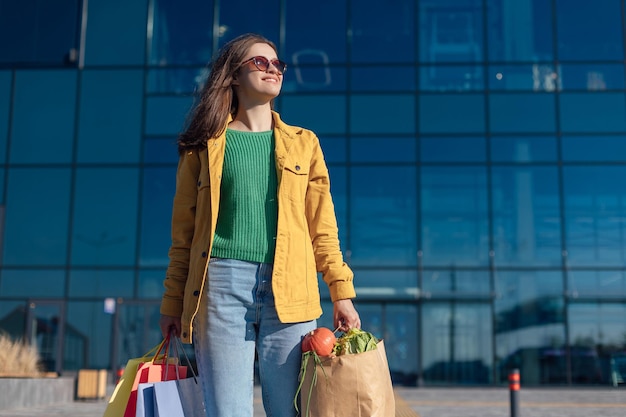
[559,63,625,91]
[66,301,114,369]
[115,303,162,369]
[150,0,213,65]
[68,269,134,298]
[0,0,80,65]
[562,136,626,162]
[420,65,483,91]
[352,66,416,92]
[279,95,346,135]
[319,136,346,164]
[144,138,178,164]
[556,0,623,61]
[489,64,558,92]
[490,136,557,162]
[351,137,416,163]
[351,0,415,63]
[494,271,566,384]
[568,303,626,385]
[0,270,65,297]
[419,0,484,63]
[559,93,626,133]
[487,0,553,62]
[0,71,11,163]
[350,95,415,134]
[422,302,493,384]
[421,166,489,266]
[148,67,207,94]
[353,270,418,300]
[492,166,562,266]
[422,269,490,295]
[26,301,64,373]
[85,0,148,65]
[350,166,418,266]
[71,168,139,266]
[4,168,71,266]
[563,166,626,266]
[282,63,346,93]
[420,136,486,162]
[419,94,485,133]
[489,93,556,133]
[285,1,346,64]
[11,70,76,163]
[138,269,166,299]
[140,167,176,267]
[217,0,279,48]
[145,96,194,136]
[0,301,26,339]
[78,70,143,163]
[387,304,419,386]
[568,270,626,298]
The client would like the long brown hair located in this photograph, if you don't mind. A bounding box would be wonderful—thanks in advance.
[177,33,278,153]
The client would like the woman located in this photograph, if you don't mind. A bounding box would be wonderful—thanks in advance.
[159,33,360,417]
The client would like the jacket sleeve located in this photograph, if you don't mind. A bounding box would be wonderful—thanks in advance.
[305,135,357,302]
[160,151,200,317]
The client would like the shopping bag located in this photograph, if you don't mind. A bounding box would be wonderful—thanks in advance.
[103,339,166,417]
[299,340,395,417]
[175,376,205,417]
[123,335,188,417]
[135,383,156,417]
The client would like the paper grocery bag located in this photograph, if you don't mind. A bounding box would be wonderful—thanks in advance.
[299,340,395,417]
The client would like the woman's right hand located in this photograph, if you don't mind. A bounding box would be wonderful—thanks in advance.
[159,314,182,338]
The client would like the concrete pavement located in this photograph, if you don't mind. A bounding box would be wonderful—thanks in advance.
[0,386,624,417]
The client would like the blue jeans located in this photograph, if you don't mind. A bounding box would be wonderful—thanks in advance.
[194,258,316,417]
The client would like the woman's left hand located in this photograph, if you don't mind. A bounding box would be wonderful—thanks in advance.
[333,299,361,332]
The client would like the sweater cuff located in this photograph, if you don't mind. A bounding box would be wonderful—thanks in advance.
[329,281,357,302]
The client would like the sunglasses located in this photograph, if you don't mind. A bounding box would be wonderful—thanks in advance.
[240,56,287,74]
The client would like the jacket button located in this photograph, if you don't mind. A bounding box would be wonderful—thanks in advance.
[295,165,301,171]
[183,332,188,338]
[193,290,200,296]
[197,181,201,187]
[201,252,207,257]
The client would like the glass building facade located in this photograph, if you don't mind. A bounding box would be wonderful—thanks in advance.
[1,0,626,386]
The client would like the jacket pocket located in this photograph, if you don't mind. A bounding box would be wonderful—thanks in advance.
[282,163,309,202]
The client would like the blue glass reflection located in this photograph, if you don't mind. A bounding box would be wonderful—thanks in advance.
[352,66,415,92]
[145,96,194,136]
[285,1,347,64]
[490,93,556,133]
[71,168,139,266]
[217,1,279,48]
[0,71,10,164]
[85,0,148,65]
[556,0,624,61]
[560,93,626,133]
[563,166,626,266]
[69,269,134,298]
[487,0,554,62]
[140,167,176,267]
[562,136,626,162]
[0,270,65,297]
[418,0,484,63]
[282,64,347,93]
[4,168,71,266]
[568,270,626,297]
[420,94,485,133]
[150,0,213,65]
[420,65,484,92]
[492,166,562,266]
[78,70,144,163]
[421,136,485,162]
[351,0,415,63]
[279,95,346,135]
[559,64,625,91]
[351,137,416,163]
[350,95,415,134]
[489,64,558,91]
[490,136,557,162]
[421,166,489,266]
[422,269,490,295]
[11,70,77,163]
[350,166,417,266]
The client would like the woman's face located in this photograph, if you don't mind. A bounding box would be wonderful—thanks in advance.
[233,42,284,104]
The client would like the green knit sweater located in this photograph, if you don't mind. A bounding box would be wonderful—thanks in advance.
[211,129,278,263]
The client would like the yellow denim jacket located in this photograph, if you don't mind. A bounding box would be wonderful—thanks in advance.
[160,111,356,343]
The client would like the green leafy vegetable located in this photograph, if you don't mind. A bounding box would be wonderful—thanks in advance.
[333,328,379,356]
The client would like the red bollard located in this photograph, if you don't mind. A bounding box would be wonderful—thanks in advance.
[508,368,520,417]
